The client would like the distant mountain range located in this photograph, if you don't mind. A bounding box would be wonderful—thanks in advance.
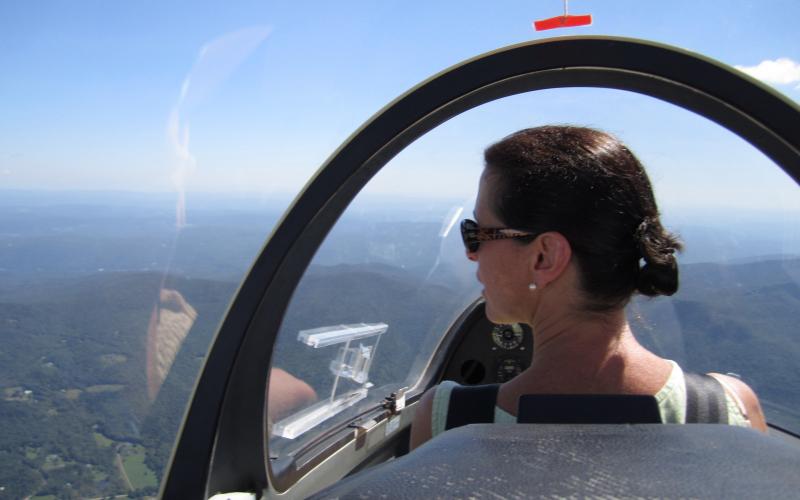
[1,197,798,497]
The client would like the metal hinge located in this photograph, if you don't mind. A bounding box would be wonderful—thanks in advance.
[382,387,407,416]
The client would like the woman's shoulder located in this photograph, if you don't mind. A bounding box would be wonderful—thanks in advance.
[708,372,768,432]
[670,360,767,431]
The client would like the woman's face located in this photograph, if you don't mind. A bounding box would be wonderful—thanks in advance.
[469,171,535,325]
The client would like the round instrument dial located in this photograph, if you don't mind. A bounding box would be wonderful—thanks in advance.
[496,358,523,382]
[491,323,524,350]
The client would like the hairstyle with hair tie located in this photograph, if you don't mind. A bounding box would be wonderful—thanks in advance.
[484,125,682,311]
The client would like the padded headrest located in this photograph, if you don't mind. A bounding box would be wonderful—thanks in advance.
[312,424,800,499]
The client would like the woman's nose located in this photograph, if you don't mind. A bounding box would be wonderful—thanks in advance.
[466,248,478,261]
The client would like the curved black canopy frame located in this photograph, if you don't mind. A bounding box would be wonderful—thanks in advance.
[161,36,800,498]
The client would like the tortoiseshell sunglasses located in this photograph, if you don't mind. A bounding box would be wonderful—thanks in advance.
[460,218,536,253]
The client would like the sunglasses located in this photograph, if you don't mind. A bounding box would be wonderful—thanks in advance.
[460,218,536,253]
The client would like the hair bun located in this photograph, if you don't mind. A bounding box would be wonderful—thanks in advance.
[635,217,682,297]
[636,258,679,296]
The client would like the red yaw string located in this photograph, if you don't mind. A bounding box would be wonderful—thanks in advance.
[533,14,592,31]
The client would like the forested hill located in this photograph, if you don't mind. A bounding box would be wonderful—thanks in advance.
[1,256,799,497]
[0,261,464,498]
[0,271,237,498]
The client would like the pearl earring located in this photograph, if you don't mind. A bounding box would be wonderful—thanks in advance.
[528,282,537,290]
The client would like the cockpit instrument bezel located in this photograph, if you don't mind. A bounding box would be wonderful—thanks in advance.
[492,323,525,350]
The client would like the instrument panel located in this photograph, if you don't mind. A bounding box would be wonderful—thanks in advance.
[441,302,533,385]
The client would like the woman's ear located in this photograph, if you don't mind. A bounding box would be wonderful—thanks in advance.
[529,232,572,288]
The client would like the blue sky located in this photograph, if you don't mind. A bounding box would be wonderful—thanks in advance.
[1,1,798,212]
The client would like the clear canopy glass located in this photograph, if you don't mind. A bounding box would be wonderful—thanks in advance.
[1,1,798,497]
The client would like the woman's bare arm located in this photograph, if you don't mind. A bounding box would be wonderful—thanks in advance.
[709,373,768,433]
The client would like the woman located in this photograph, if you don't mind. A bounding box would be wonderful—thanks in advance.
[410,126,766,450]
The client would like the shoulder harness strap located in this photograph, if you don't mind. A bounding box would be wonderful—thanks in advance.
[445,383,500,430]
[443,374,728,428]
[684,373,729,424]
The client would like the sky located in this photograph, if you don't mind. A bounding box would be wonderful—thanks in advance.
[1,0,799,212]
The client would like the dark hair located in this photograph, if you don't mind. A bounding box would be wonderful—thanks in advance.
[484,125,682,312]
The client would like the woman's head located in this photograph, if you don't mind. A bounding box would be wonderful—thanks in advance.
[479,125,681,313]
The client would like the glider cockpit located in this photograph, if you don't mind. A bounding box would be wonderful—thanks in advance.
[161,37,800,499]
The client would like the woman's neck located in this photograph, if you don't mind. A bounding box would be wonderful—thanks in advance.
[529,309,631,388]
[509,305,670,395]
[532,305,626,356]
[496,307,672,416]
